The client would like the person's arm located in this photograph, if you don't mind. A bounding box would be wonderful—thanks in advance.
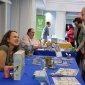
[33,40,42,49]
[0,50,7,70]
[21,35,30,47]
[67,29,74,35]
[73,27,77,39]
[33,45,41,49]
[0,45,9,70]
[76,41,85,52]
[76,29,85,52]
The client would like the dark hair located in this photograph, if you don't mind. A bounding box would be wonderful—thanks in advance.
[27,28,33,35]
[46,21,50,25]
[0,30,19,52]
[73,17,82,24]
[69,24,74,28]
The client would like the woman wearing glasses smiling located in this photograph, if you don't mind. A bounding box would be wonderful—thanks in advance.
[21,28,41,49]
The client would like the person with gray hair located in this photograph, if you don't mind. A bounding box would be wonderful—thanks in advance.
[21,28,41,49]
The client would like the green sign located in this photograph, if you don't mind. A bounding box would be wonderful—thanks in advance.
[36,15,45,40]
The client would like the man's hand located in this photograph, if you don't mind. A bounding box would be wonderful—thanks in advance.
[75,48,79,52]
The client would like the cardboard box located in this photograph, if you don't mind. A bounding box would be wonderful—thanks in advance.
[58,42,72,48]
[13,50,25,80]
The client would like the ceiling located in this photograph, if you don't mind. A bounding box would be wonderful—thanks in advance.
[0,0,11,4]
[36,0,85,12]
[36,0,46,10]
[46,0,85,3]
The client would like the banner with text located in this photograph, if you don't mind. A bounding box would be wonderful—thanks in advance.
[36,15,45,40]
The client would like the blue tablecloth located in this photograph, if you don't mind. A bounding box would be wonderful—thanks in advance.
[34,49,56,56]
[62,51,77,58]
[0,55,84,85]
[0,56,40,85]
[47,57,84,85]
[34,49,76,58]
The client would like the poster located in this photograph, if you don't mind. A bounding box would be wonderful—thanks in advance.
[36,15,45,40]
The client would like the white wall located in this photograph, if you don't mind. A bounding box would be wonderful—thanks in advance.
[36,9,44,15]
[0,0,37,42]
[10,0,20,35]
[0,1,11,42]
[5,3,11,32]
[10,0,30,37]
[10,0,36,38]
[19,0,30,38]
[28,0,36,29]
[55,11,66,40]
[0,3,5,41]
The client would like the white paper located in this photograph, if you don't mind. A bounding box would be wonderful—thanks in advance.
[52,77,81,85]
[55,68,79,76]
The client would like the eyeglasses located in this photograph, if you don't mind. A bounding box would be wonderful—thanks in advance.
[31,31,35,33]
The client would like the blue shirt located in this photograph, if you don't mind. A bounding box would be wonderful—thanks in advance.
[42,26,49,41]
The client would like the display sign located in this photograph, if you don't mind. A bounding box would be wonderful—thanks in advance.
[36,15,45,40]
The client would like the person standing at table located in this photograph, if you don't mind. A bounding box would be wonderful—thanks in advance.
[0,30,19,70]
[73,17,85,67]
[42,21,51,43]
[21,28,41,49]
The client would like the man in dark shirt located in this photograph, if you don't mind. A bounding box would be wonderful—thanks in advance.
[42,21,51,43]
